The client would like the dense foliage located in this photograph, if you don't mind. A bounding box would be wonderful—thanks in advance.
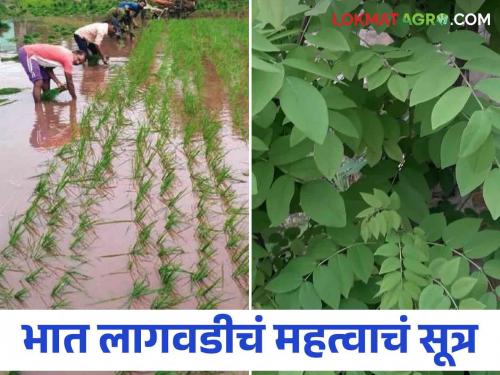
[252,0,500,310]
[1,0,247,16]
[3,0,117,16]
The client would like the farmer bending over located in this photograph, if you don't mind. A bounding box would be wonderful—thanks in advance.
[119,1,147,29]
[18,44,86,103]
[74,22,115,65]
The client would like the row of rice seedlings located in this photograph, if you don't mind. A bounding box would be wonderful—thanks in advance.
[126,24,189,308]
[167,21,224,309]
[173,21,248,283]
[149,47,190,309]
[194,18,249,139]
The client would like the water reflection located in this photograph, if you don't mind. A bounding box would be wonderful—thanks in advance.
[30,100,78,149]
[80,65,108,95]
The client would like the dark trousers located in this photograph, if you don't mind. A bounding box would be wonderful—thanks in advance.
[74,34,99,56]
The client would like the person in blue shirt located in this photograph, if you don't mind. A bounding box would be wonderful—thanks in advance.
[118,1,147,29]
[119,1,146,14]
[106,1,146,38]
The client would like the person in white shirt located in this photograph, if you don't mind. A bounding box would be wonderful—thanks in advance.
[73,22,115,65]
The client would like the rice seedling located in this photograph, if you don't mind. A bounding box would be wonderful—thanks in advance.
[0,87,22,95]
[14,288,28,302]
[70,212,94,250]
[87,54,100,66]
[24,267,43,284]
[165,210,181,231]
[38,231,57,253]
[128,278,153,304]
[158,246,183,258]
[191,260,209,282]
[41,88,61,102]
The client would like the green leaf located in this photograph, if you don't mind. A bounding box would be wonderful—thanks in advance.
[380,257,400,274]
[419,213,446,242]
[284,256,317,276]
[393,61,425,75]
[456,137,494,195]
[252,55,283,73]
[358,55,383,79]
[313,266,340,308]
[441,122,466,168]
[431,87,471,130]
[252,136,268,151]
[349,49,374,66]
[451,277,477,299]
[283,58,337,80]
[299,281,322,309]
[252,29,279,52]
[329,111,359,138]
[268,136,312,166]
[464,57,500,76]
[459,297,486,309]
[375,243,399,257]
[266,175,295,226]
[280,77,329,144]
[266,270,303,293]
[330,255,354,298]
[367,69,391,91]
[475,78,500,102]
[463,230,500,259]
[255,0,309,29]
[387,74,409,102]
[443,218,482,249]
[484,168,500,220]
[378,271,401,294]
[483,259,500,280]
[409,65,460,106]
[313,132,344,179]
[300,180,346,227]
[252,64,284,115]
[459,110,492,158]
[305,28,350,52]
[252,161,274,208]
[322,87,357,110]
[419,284,451,309]
[438,258,461,286]
[252,173,258,195]
[360,192,382,208]
[347,244,374,283]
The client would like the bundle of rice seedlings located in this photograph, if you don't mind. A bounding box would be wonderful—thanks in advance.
[41,88,61,102]
[87,54,100,66]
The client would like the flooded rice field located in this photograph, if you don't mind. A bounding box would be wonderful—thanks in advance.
[0,17,249,309]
